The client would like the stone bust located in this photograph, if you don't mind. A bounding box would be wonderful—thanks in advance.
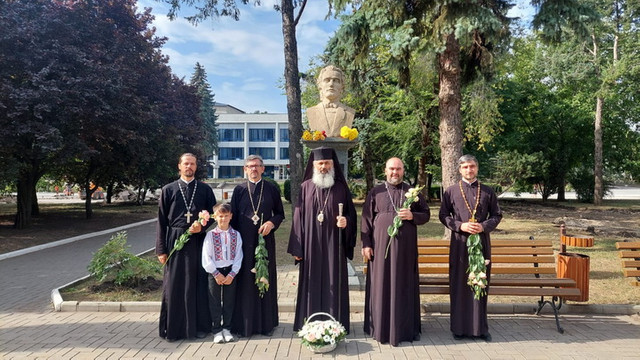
[306,65,355,137]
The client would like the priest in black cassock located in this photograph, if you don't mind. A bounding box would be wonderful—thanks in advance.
[439,154,502,342]
[156,153,217,341]
[230,154,285,337]
[288,147,357,332]
[361,157,430,346]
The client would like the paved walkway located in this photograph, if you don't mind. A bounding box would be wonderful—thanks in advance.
[1,221,640,359]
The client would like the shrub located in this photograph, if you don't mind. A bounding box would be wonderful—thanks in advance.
[567,166,612,203]
[88,231,161,287]
[349,181,367,200]
[283,179,291,202]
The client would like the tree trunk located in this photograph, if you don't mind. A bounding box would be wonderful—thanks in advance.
[438,33,463,239]
[31,184,40,217]
[438,33,463,192]
[594,96,604,205]
[362,144,375,194]
[84,182,93,219]
[106,183,114,204]
[14,175,36,229]
[281,0,304,210]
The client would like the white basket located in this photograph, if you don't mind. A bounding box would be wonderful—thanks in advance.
[301,312,341,353]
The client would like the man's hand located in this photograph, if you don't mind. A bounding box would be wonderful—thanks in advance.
[158,254,167,265]
[397,208,413,221]
[223,275,234,285]
[336,216,347,228]
[189,221,202,234]
[461,222,484,234]
[294,256,302,261]
[362,247,374,261]
[258,221,275,236]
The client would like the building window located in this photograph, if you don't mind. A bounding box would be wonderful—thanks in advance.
[279,128,290,142]
[219,129,244,141]
[249,147,275,160]
[219,147,244,160]
[280,147,289,160]
[249,128,275,142]
[219,166,244,178]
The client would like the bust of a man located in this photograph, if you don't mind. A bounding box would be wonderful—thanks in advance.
[306,65,355,137]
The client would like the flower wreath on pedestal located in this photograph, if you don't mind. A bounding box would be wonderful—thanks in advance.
[297,312,346,353]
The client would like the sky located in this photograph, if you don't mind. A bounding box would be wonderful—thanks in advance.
[137,1,535,114]
[137,0,341,114]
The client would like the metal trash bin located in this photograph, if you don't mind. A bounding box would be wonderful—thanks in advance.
[557,252,590,302]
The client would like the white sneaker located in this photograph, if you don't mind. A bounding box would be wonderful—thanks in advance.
[222,329,235,342]
[213,331,224,344]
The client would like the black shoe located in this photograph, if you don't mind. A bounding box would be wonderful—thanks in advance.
[453,334,465,340]
[413,333,421,341]
[480,333,492,342]
[196,331,208,339]
[165,337,177,343]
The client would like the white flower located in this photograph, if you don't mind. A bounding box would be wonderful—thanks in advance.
[485,259,491,265]
[468,272,476,280]
[478,272,487,279]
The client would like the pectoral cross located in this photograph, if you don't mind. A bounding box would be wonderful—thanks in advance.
[185,211,193,223]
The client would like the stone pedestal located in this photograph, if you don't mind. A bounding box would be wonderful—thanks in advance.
[302,138,358,178]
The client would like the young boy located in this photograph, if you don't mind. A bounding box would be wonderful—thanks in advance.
[202,203,243,343]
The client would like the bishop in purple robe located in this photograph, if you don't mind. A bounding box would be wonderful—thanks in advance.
[287,147,357,332]
[439,154,502,342]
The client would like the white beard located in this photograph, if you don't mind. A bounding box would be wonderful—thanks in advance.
[312,167,335,189]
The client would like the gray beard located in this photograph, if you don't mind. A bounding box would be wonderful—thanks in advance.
[312,168,335,189]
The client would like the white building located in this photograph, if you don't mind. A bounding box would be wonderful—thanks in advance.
[211,103,290,180]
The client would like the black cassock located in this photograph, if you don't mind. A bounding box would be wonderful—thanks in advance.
[229,180,285,337]
[287,179,357,332]
[156,179,216,340]
[361,182,430,346]
[439,180,502,337]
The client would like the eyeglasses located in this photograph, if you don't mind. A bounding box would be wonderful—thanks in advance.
[245,165,263,169]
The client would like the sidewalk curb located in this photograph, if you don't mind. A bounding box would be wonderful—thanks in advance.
[0,218,157,261]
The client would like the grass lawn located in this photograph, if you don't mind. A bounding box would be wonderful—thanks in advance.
[58,198,640,305]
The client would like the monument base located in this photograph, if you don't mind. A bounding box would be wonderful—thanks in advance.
[302,138,358,178]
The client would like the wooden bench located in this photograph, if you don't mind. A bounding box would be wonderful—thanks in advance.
[418,238,581,333]
[615,241,640,286]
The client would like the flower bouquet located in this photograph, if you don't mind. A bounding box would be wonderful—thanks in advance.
[466,230,490,299]
[165,210,210,266]
[253,232,269,297]
[302,130,327,141]
[298,312,346,353]
[339,126,358,140]
[385,185,424,258]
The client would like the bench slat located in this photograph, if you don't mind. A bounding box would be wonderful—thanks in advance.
[491,239,553,247]
[418,248,449,255]
[419,286,581,297]
[622,260,640,268]
[489,287,581,297]
[492,248,554,255]
[418,256,449,263]
[618,251,640,258]
[420,277,577,287]
[492,267,557,275]
[615,242,640,249]
[419,266,557,275]
[417,255,556,264]
[491,255,555,263]
[623,269,640,277]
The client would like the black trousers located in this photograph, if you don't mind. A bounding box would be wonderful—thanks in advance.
[208,266,237,333]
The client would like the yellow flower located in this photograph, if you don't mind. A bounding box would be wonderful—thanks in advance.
[302,130,313,141]
[349,128,358,140]
[340,126,358,140]
[312,130,326,141]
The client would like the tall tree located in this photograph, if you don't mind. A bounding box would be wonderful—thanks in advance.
[190,62,219,159]
[162,0,309,207]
